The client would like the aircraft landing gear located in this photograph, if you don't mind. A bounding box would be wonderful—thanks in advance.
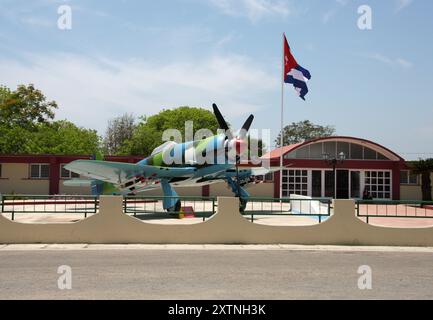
[239,198,247,213]
[167,200,181,213]
[225,177,250,213]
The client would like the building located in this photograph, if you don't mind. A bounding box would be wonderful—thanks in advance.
[0,136,431,200]
[261,136,431,200]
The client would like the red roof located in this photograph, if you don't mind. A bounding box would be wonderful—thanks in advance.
[261,143,303,159]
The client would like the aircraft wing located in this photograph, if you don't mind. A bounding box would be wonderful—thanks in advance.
[64,160,197,185]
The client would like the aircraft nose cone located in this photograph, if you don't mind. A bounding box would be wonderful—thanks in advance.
[234,139,247,155]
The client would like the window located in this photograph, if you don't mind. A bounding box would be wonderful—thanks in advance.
[282,170,308,197]
[337,142,350,158]
[350,143,363,159]
[364,147,377,160]
[60,164,80,179]
[400,171,418,185]
[309,143,323,159]
[323,142,336,158]
[284,142,391,161]
[364,171,391,199]
[30,164,50,179]
[264,172,274,182]
[254,172,273,182]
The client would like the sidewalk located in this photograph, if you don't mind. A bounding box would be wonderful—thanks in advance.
[2,243,433,252]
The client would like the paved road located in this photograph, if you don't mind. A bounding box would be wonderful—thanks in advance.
[1,245,433,300]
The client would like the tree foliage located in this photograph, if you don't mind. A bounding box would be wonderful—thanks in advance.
[0,120,100,155]
[0,84,99,155]
[410,159,433,201]
[275,120,335,147]
[121,107,220,155]
[103,113,136,155]
[0,84,57,129]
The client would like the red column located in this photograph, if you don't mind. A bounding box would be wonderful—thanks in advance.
[392,163,401,200]
[274,171,281,198]
[202,185,210,197]
[49,157,60,195]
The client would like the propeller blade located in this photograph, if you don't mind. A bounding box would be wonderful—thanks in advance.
[212,103,230,131]
[213,103,233,140]
[241,115,254,132]
[238,114,254,140]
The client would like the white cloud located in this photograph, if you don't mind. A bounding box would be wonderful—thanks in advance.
[321,0,350,24]
[363,53,413,69]
[395,58,413,68]
[322,10,336,24]
[396,0,414,12]
[209,0,293,22]
[0,53,277,133]
[20,17,54,28]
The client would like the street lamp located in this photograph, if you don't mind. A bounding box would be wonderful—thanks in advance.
[323,152,346,199]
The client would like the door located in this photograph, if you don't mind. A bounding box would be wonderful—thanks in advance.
[350,171,361,198]
[312,170,322,198]
[324,171,334,198]
[336,170,349,199]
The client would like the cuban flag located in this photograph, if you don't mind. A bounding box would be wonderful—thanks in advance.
[284,35,311,100]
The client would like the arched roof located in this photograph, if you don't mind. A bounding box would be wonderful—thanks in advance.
[262,136,405,162]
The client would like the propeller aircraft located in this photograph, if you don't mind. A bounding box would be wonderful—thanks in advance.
[64,104,274,212]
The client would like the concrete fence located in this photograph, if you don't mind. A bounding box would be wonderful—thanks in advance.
[1,196,433,246]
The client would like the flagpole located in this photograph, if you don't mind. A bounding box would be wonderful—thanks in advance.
[279,33,285,199]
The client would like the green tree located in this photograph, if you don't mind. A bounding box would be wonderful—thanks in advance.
[103,113,137,155]
[0,125,34,154]
[0,120,100,155]
[32,121,101,155]
[275,120,335,147]
[0,84,100,155]
[247,136,266,160]
[121,107,220,155]
[410,159,433,201]
[0,84,57,129]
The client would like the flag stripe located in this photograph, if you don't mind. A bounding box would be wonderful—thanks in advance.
[285,74,309,101]
[283,35,311,100]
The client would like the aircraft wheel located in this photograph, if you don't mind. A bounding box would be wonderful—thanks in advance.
[167,200,181,213]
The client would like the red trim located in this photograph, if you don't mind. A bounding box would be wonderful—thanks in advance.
[0,155,92,163]
[268,158,407,171]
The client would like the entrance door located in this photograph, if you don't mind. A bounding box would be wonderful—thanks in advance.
[312,171,322,198]
[324,171,334,198]
[350,171,361,198]
[336,170,349,199]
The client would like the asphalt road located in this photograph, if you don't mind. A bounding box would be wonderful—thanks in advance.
[1,245,433,300]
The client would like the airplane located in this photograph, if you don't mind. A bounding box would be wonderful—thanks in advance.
[64,104,275,212]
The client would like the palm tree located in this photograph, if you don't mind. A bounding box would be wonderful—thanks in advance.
[410,159,433,201]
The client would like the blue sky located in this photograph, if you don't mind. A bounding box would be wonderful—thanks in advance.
[0,0,432,159]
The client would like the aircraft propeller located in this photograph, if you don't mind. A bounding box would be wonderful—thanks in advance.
[212,103,254,199]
